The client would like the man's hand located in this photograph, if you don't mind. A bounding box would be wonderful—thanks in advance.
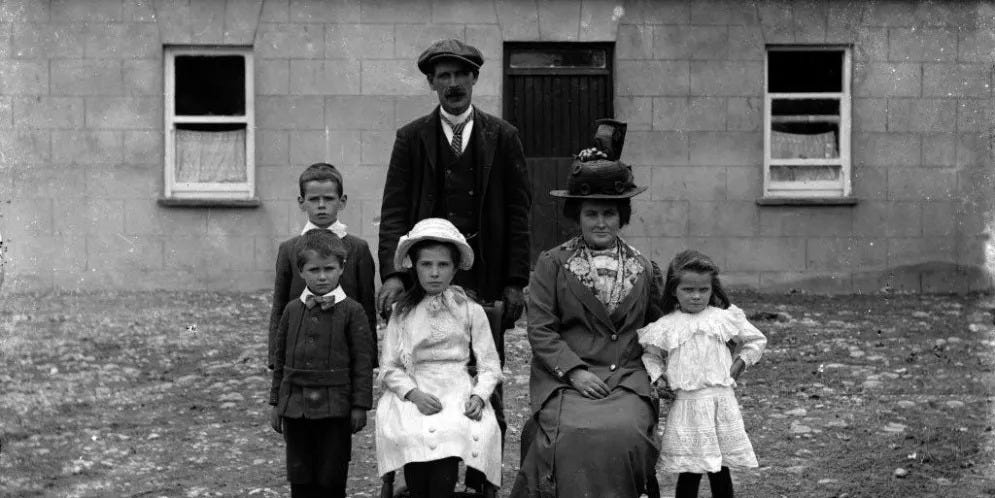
[652,377,675,401]
[270,406,283,434]
[377,276,405,318]
[463,395,485,421]
[501,285,525,330]
[730,358,746,380]
[567,368,610,399]
[405,388,443,416]
[350,408,367,434]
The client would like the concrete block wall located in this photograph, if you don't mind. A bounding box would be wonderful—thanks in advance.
[0,0,991,294]
[616,0,994,293]
[0,0,621,292]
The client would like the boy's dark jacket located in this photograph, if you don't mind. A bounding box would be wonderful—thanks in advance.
[270,296,373,418]
[268,233,376,369]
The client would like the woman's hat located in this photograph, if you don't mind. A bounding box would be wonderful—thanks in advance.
[549,119,647,199]
[394,218,474,271]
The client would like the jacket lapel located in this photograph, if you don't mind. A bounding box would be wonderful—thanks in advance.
[419,108,441,173]
[609,264,648,325]
[475,109,498,203]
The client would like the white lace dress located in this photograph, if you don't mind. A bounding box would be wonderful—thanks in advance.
[637,305,767,474]
[375,287,504,485]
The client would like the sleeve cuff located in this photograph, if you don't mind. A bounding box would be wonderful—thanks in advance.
[471,385,493,400]
[740,349,761,367]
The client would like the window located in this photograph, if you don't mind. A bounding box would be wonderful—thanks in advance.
[764,47,851,198]
[164,47,254,201]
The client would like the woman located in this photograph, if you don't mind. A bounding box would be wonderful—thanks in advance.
[511,123,663,498]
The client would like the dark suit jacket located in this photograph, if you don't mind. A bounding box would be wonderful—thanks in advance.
[378,106,532,302]
[270,296,374,418]
[526,240,663,413]
[268,233,376,369]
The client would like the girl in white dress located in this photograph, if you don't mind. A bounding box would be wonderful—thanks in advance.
[638,250,766,498]
[375,218,504,498]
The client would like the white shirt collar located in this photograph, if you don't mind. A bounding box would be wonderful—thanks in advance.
[301,220,347,238]
[440,104,473,125]
[299,285,347,305]
[439,105,475,154]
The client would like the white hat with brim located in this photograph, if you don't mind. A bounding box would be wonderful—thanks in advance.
[394,218,474,271]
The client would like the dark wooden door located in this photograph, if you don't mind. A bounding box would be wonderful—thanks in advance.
[503,43,614,264]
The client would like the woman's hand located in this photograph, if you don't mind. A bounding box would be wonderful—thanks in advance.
[269,406,283,434]
[350,408,367,433]
[405,388,443,415]
[463,395,485,421]
[567,368,610,399]
[730,358,746,380]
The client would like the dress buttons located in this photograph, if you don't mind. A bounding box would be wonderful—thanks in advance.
[609,364,617,371]
[429,445,437,450]
[311,317,319,323]
[468,190,474,196]
[473,435,479,441]
[448,212,455,218]
[472,452,479,458]
[428,427,436,433]
[610,334,618,341]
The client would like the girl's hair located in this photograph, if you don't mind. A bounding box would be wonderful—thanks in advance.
[392,240,462,319]
[562,198,632,228]
[660,249,730,314]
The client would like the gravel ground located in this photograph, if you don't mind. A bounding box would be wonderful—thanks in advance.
[1,291,993,497]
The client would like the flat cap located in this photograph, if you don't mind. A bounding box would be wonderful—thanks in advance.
[417,39,484,75]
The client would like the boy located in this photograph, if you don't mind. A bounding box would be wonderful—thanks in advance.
[269,163,377,370]
[270,229,374,498]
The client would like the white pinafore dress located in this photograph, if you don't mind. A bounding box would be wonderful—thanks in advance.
[638,305,767,474]
[375,287,504,485]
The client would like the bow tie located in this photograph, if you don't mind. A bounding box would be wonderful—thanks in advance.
[305,294,336,310]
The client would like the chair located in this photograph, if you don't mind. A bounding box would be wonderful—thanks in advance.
[379,302,504,498]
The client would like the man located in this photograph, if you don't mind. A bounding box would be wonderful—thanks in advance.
[377,38,531,494]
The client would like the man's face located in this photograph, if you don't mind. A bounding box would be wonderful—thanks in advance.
[429,60,477,115]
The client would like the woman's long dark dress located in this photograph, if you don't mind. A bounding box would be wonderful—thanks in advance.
[511,238,662,498]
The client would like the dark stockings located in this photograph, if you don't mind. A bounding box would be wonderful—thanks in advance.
[404,457,460,498]
[675,466,733,498]
[290,483,343,498]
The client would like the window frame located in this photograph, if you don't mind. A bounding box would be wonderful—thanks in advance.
[763,45,852,199]
[163,46,255,201]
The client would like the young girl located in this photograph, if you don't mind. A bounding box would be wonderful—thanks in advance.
[375,218,504,498]
[638,250,767,498]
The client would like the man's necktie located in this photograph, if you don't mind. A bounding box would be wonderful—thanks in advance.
[441,115,471,158]
[305,294,336,310]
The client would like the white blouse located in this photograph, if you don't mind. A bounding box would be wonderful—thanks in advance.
[637,305,766,391]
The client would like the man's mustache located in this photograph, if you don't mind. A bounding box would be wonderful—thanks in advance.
[444,88,466,98]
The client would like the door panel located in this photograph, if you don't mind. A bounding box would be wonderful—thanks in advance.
[504,43,614,264]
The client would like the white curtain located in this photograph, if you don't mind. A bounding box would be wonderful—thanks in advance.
[771,130,838,159]
[175,129,246,183]
[771,165,840,182]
